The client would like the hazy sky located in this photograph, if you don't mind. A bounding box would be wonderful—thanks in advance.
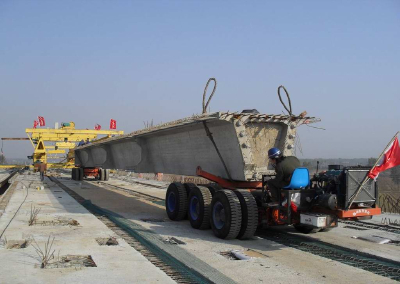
[0,0,399,159]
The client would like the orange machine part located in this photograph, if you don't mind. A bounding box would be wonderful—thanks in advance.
[337,207,381,219]
[196,166,262,189]
[83,168,100,177]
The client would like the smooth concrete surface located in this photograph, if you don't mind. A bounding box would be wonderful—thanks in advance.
[76,120,247,179]
[61,175,398,284]
[75,112,309,181]
[0,173,175,284]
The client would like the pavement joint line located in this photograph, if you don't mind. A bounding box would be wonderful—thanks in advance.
[50,176,237,284]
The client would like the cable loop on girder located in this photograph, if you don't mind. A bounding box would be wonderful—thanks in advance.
[277,85,293,116]
[202,78,217,114]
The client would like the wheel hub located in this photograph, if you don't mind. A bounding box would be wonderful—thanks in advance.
[167,192,176,212]
[213,201,226,229]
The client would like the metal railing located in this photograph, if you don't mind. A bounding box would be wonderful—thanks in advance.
[379,193,400,214]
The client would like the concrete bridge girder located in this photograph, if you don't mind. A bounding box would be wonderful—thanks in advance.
[74,112,317,181]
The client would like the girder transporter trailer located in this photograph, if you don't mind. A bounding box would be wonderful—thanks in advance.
[74,110,381,239]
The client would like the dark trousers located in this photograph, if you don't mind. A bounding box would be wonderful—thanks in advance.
[268,184,280,202]
[40,171,44,181]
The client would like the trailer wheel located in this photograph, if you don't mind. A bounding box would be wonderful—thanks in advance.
[206,183,222,196]
[104,169,110,181]
[184,183,197,197]
[294,224,320,234]
[188,186,212,229]
[182,183,199,220]
[166,182,188,221]
[78,168,84,181]
[211,190,242,239]
[234,190,259,239]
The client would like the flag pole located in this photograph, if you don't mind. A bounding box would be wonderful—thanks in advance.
[346,131,400,210]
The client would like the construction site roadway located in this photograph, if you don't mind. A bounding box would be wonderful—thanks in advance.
[1,171,400,283]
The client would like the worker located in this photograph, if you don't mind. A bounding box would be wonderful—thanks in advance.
[38,161,47,182]
[85,138,90,145]
[78,139,85,146]
[266,147,300,203]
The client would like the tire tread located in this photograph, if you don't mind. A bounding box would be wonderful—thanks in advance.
[197,186,212,229]
[223,190,242,240]
[235,190,258,239]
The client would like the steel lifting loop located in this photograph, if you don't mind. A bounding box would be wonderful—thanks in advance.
[277,85,293,116]
[202,78,217,114]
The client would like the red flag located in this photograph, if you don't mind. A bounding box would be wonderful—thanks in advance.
[368,136,400,180]
[94,124,101,130]
[33,120,39,129]
[38,116,45,126]
[110,119,116,129]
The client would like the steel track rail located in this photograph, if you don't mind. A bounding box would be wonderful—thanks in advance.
[340,220,400,235]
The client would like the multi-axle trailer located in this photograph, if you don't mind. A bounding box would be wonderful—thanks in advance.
[71,162,381,239]
[164,164,381,239]
[73,107,381,239]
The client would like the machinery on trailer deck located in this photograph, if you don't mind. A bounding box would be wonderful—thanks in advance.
[71,167,111,181]
[164,163,381,238]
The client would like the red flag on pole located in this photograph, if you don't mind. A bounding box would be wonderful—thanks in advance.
[38,116,45,126]
[368,136,400,180]
[33,120,39,129]
[94,124,101,130]
[110,119,116,129]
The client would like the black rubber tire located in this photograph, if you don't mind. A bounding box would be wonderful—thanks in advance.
[184,183,197,197]
[234,190,259,240]
[188,185,212,230]
[294,224,320,234]
[100,169,105,181]
[210,190,242,240]
[78,168,84,181]
[71,168,76,180]
[166,182,188,221]
[183,183,198,220]
[104,169,110,181]
[206,183,222,196]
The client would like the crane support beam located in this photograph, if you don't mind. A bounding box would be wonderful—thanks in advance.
[19,122,124,168]
[30,134,99,142]
[26,129,124,135]
[1,138,30,140]
[47,150,66,154]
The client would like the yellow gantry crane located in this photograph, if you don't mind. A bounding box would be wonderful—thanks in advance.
[2,122,124,169]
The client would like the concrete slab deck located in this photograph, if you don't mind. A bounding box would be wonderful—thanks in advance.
[61,175,399,284]
[0,173,175,284]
